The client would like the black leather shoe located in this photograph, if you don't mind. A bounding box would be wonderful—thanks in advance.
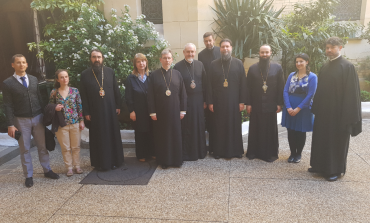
[236,154,243,158]
[25,177,33,188]
[287,155,294,163]
[111,166,118,170]
[293,155,301,163]
[44,170,60,179]
[326,175,339,182]
[246,155,255,160]
[214,156,220,159]
[161,165,168,169]
[308,168,318,173]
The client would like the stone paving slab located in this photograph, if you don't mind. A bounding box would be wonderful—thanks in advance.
[1,121,370,223]
[48,215,221,223]
[229,178,370,223]
[56,159,230,222]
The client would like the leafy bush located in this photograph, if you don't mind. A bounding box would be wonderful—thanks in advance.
[361,90,370,102]
[281,0,362,76]
[212,0,289,60]
[241,110,249,123]
[28,4,169,89]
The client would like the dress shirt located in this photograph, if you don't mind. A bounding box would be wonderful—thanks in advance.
[13,73,29,87]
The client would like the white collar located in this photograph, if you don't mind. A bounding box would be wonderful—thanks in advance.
[14,73,27,79]
[329,54,341,61]
[185,59,193,64]
[162,66,170,72]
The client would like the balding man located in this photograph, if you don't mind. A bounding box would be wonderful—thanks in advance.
[174,43,207,161]
[245,45,285,162]
[147,49,187,169]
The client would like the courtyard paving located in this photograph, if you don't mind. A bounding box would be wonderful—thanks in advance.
[0,121,370,223]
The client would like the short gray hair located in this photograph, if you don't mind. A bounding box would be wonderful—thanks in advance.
[161,48,172,57]
[184,43,196,51]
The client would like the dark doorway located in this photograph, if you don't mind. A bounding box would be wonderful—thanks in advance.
[0,0,41,90]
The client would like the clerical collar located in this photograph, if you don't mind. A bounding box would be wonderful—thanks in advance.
[161,66,171,72]
[329,54,342,61]
[206,46,215,51]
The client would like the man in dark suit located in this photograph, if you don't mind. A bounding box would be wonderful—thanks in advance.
[3,54,59,188]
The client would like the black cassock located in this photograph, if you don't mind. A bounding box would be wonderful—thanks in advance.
[174,59,207,161]
[245,62,284,162]
[310,56,362,175]
[80,66,124,170]
[199,46,221,152]
[147,68,187,167]
[207,57,247,158]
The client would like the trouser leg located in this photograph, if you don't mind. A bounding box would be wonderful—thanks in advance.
[55,124,73,169]
[287,129,297,156]
[69,123,81,168]
[14,117,33,178]
[296,131,307,155]
[31,114,51,173]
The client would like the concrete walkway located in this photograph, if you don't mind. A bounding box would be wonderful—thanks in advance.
[1,121,370,223]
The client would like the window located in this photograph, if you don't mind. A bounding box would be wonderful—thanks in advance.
[333,0,362,21]
[141,0,163,24]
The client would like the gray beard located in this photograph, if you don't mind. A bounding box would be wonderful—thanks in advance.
[221,53,231,61]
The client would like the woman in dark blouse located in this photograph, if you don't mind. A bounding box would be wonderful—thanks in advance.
[49,69,84,176]
[125,53,155,161]
[281,54,317,163]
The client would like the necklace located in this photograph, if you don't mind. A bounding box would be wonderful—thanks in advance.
[221,57,232,87]
[184,60,196,89]
[161,68,173,96]
[259,62,270,93]
[92,67,105,98]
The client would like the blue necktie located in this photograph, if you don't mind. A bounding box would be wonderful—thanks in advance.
[20,76,27,88]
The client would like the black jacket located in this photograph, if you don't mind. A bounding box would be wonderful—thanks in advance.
[125,74,152,132]
[2,75,44,126]
[43,104,67,134]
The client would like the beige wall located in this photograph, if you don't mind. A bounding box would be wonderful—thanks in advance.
[162,0,217,61]
[103,0,218,61]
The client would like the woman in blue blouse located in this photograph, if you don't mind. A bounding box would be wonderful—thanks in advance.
[281,54,317,163]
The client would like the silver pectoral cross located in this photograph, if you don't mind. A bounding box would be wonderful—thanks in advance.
[262,81,268,93]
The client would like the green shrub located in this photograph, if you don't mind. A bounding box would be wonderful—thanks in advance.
[361,90,370,102]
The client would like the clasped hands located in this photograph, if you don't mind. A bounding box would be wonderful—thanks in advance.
[287,107,301,116]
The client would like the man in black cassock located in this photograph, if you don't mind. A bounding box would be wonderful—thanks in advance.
[147,49,187,169]
[198,32,221,154]
[174,43,207,161]
[80,49,124,171]
[207,39,247,159]
[309,37,362,181]
[245,45,285,162]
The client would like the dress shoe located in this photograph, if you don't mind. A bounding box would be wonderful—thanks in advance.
[25,177,33,188]
[161,165,168,169]
[111,165,118,170]
[236,154,243,158]
[287,155,294,163]
[293,155,301,163]
[214,155,220,159]
[326,175,339,182]
[44,170,60,179]
[246,154,255,160]
[308,167,318,173]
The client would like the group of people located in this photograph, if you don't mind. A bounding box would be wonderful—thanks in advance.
[124,34,362,182]
[2,33,361,188]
